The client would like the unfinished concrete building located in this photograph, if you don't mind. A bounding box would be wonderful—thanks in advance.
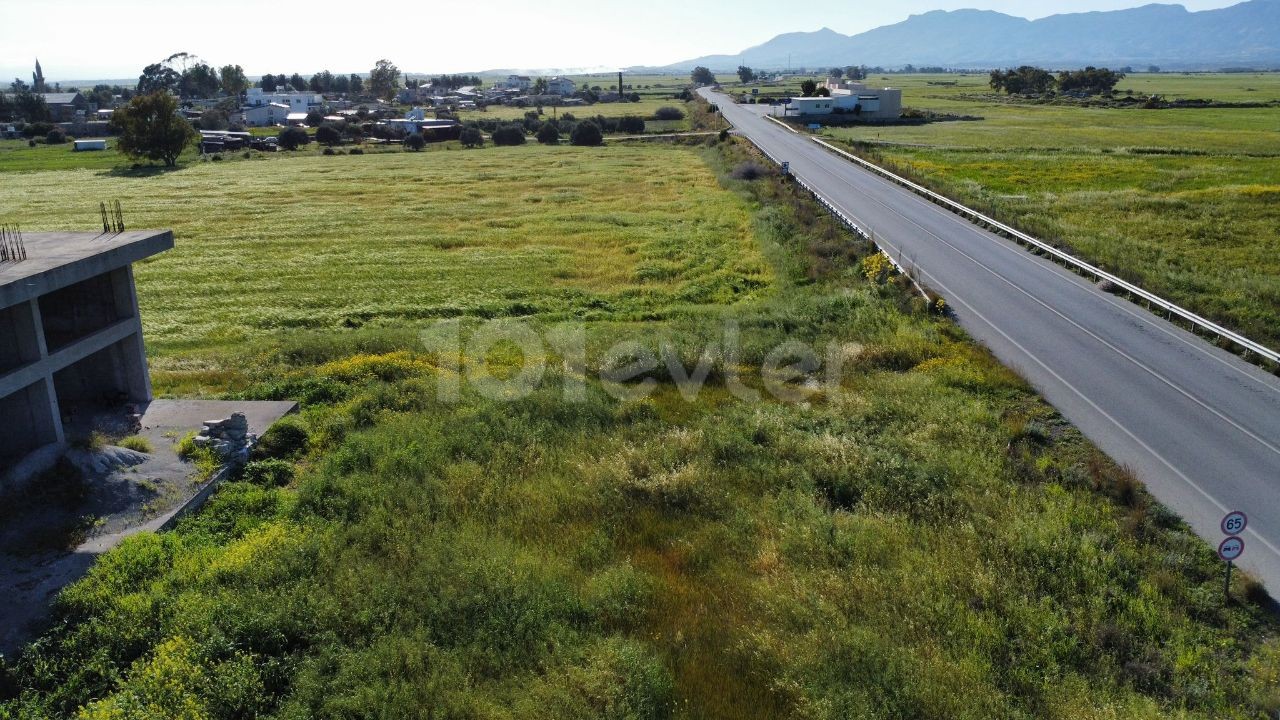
[0,230,173,480]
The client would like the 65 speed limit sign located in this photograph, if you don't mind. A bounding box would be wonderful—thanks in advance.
[1218,536,1245,562]
[1221,511,1247,536]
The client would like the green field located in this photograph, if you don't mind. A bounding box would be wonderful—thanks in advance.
[806,73,1280,350]
[1,139,1279,719]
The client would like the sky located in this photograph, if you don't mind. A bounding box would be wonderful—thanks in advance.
[0,0,1245,82]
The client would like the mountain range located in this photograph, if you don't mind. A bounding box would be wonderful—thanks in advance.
[653,0,1280,71]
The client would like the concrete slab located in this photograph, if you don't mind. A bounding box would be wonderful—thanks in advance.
[0,230,173,309]
[0,398,297,658]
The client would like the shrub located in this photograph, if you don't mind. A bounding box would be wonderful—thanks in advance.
[616,116,645,134]
[404,133,426,151]
[278,126,309,150]
[22,121,53,138]
[322,147,335,156]
[570,120,603,147]
[251,419,310,461]
[460,127,483,148]
[653,106,685,120]
[730,161,766,180]
[45,128,67,144]
[535,122,559,144]
[211,153,223,161]
[241,459,295,487]
[315,124,342,146]
[491,124,526,146]
[349,147,364,155]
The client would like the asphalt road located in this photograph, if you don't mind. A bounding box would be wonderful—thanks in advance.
[702,88,1280,590]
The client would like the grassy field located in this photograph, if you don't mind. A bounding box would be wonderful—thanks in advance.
[1,139,1279,719]
[806,73,1280,350]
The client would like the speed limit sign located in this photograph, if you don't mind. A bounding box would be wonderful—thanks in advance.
[1218,536,1245,562]
[1221,511,1247,536]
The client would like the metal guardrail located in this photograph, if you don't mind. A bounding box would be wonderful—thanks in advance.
[743,122,931,300]
[808,136,1280,365]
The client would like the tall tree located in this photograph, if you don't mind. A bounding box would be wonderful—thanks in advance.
[289,73,307,92]
[737,66,755,83]
[259,73,277,92]
[799,79,817,97]
[368,59,400,100]
[348,73,363,94]
[110,92,197,167]
[32,59,46,92]
[180,63,220,98]
[690,66,716,86]
[137,63,180,95]
[219,65,249,96]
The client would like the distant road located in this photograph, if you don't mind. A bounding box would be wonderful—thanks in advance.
[702,88,1280,590]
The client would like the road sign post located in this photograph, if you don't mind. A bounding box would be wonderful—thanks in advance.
[1218,527,1246,604]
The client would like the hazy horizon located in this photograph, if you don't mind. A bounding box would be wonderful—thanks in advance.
[1,0,1245,82]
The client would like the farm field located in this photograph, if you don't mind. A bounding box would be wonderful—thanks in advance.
[1,140,1279,718]
[812,72,1280,350]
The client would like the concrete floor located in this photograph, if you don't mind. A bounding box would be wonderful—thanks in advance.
[0,398,297,658]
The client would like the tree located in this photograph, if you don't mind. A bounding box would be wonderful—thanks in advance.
[180,63,221,98]
[199,109,229,130]
[845,65,866,81]
[404,132,425,151]
[316,124,342,146]
[289,73,307,92]
[459,126,483,148]
[815,87,831,97]
[532,77,549,95]
[570,120,603,146]
[137,63,180,95]
[737,66,755,83]
[829,67,843,79]
[277,126,310,150]
[1057,67,1125,96]
[219,65,249,97]
[260,74,278,92]
[535,122,559,144]
[305,109,323,127]
[111,92,197,167]
[12,91,50,122]
[349,74,364,94]
[491,124,526,146]
[990,66,1055,95]
[653,106,684,120]
[310,70,335,94]
[800,79,817,97]
[0,93,11,122]
[368,59,401,100]
[691,66,716,86]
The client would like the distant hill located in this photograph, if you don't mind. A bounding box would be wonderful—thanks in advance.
[653,0,1280,71]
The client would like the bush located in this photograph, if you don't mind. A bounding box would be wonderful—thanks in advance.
[349,147,364,155]
[322,147,335,155]
[315,124,342,146]
[211,154,223,161]
[241,459,295,487]
[535,122,560,144]
[117,435,153,453]
[278,126,310,150]
[491,124,526,146]
[730,161,765,180]
[570,120,603,147]
[460,127,484,148]
[617,116,645,134]
[251,419,310,461]
[45,128,66,144]
[22,121,53,138]
[404,133,426,151]
[653,106,685,121]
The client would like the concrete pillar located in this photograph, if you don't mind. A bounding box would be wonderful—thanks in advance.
[116,266,152,402]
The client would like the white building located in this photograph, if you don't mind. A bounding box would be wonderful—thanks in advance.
[245,88,323,113]
[546,77,577,96]
[779,82,902,121]
[241,102,291,127]
[498,75,532,91]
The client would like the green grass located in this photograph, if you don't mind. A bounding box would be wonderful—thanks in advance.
[1,138,1278,719]
[810,73,1280,350]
